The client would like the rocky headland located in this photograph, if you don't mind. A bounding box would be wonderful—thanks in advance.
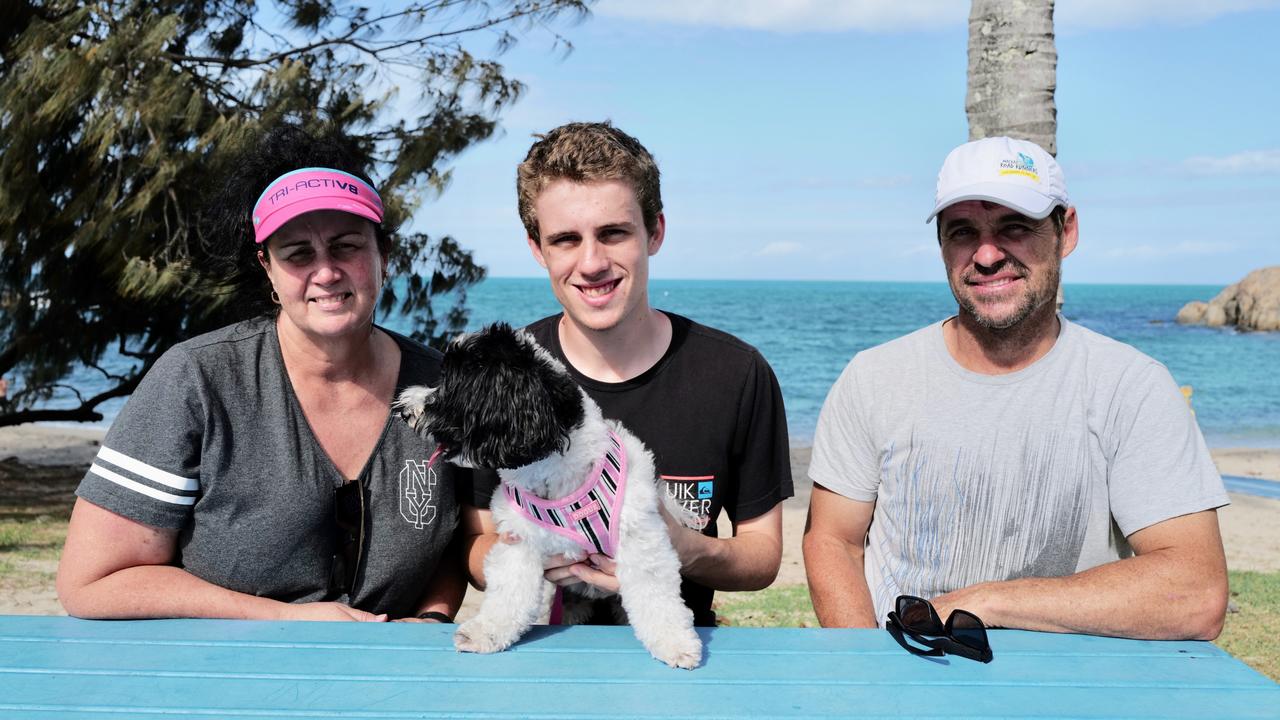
[1177,266,1280,332]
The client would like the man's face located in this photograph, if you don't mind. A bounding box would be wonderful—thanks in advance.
[937,200,1077,330]
[527,178,664,334]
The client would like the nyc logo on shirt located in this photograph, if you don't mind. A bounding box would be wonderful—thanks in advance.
[399,460,437,529]
[661,475,714,530]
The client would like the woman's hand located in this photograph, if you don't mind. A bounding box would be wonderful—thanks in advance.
[280,602,388,622]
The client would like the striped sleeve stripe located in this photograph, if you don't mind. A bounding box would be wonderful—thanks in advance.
[97,446,199,491]
[89,464,197,506]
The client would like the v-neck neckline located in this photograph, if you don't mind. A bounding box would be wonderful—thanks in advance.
[272,322,404,487]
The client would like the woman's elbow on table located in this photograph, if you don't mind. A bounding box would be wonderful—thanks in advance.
[56,498,179,618]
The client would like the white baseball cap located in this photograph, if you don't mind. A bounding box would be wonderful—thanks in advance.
[926,136,1068,223]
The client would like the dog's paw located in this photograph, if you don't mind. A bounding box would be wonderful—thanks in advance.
[453,619,514,654]
[648,628,702,670]
[394,385,434,429]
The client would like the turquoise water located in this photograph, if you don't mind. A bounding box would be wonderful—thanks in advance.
[56,278,1280,448]
[420,278,1280,448]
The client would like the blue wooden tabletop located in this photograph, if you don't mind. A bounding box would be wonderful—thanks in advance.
[1,615,1277,718]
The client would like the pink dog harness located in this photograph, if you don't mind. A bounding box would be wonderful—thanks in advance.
[504,431,627,558]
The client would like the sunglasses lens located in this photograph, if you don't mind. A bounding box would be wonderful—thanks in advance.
[948,610,989,651]
[897,596,944,635]
[886,613,945,658]
[335,482,362,533]
[331,480,365,593]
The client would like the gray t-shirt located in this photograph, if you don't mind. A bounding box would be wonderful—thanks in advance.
[809,316,1229,624]
[77,317,468,618]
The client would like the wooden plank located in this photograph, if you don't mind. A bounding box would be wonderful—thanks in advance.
[0,619,1235,658]
[0,617,1276,719]
[0,635,1269,689]
[2,673,1278,718]
[1223,475,1280,500]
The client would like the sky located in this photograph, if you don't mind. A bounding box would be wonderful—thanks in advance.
[407,1,1280,285]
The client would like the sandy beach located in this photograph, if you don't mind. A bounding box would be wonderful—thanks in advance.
[2,424,1278,617]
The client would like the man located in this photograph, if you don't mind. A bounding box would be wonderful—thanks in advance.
[803,136,1229,640]
[465,122,793,626]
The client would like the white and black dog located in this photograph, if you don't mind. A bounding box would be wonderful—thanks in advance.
[396,323,702,669]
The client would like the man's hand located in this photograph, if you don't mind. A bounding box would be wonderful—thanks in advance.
[927,584,996,629]
[544,553,619,594]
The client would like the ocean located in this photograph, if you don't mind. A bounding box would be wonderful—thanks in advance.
[59,278,1280,448]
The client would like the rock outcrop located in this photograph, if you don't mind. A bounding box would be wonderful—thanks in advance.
[1176,266,1280,331]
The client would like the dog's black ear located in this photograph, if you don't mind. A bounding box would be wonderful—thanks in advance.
[434,323,585,469]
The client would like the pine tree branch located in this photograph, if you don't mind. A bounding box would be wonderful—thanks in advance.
[162,2,569,69]
[0,373,143,428]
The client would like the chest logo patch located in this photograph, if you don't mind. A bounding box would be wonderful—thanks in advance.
[661,475,715,530]
[399,460,437,529]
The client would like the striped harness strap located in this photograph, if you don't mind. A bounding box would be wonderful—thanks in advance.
[504,431,627,559]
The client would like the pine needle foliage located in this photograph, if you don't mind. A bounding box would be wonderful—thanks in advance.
[0,0,590,426]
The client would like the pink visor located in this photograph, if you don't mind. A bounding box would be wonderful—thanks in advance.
[252,167,384,244]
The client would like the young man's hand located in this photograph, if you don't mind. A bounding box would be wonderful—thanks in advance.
[544,553,620,594]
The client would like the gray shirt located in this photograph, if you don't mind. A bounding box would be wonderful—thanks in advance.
[77,317,468,618]
[809,316,1229,623]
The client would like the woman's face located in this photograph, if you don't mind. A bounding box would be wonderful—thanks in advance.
[259,210,387,343]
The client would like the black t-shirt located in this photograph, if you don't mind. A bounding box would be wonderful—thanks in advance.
[474,311,793,625]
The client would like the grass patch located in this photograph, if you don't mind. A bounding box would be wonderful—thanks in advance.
[0,519,66,590]
[714,584,818,628]
[1219,570,1280,682]
[718,574,1280,682]
[0,519,66,558]
[0,523,29,551]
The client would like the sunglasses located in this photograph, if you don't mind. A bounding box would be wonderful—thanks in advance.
[329,478,366,597]
[885,595,993,663]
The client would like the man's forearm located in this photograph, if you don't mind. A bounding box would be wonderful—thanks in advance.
[802,530,877,628]
[932,547,1228,640]
[675,528,780,591]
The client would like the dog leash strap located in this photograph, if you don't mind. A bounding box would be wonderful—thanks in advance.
[549,586,564,625]
[426,445,445,468]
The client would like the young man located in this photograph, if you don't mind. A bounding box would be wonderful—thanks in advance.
[803,137,1230,640]
[466,122,792,626]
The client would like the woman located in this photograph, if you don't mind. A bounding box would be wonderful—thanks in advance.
[57,125,486,621]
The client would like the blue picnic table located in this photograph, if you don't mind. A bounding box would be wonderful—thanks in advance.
[0,615,1277,718]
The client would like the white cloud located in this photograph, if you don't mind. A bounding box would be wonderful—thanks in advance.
[1101,241,1230,259]
[594,0,962,33]
[756,241,805,256]
[594,0,1280,33]
[1056,0,1280,30]
[1183,149,1280,176]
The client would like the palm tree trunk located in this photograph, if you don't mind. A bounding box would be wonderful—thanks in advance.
[967,0,1062,309]
[966,0,1058,156]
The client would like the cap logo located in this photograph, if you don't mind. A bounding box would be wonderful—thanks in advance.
[999,153,1040,182]
[250,167,383,244]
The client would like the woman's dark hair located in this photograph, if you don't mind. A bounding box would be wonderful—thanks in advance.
[200,123,395,319]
